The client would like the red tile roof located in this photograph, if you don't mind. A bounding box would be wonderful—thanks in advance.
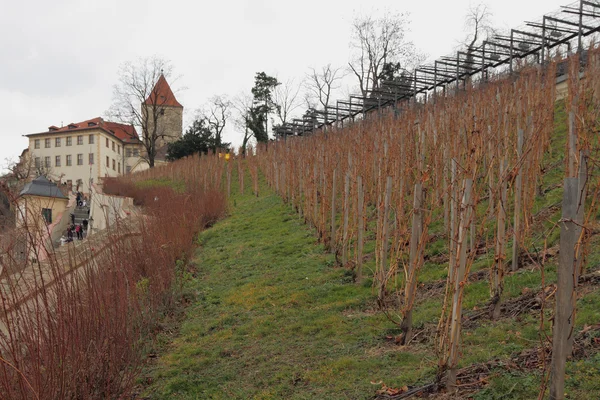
[103,121,140,144]
[26,117,141,145]
[143,74,182,107]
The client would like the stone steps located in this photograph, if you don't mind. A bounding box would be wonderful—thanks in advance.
[69,206,90,227]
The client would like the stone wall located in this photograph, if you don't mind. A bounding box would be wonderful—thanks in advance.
[142,104,183,150]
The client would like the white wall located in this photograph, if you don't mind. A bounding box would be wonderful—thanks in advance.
[88,184,134,236]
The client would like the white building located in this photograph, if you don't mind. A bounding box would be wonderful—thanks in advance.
[23,117,144,192]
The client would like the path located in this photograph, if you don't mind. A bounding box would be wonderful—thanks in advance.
[141,192,424,399]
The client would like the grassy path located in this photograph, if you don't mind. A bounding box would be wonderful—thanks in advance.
[142,191,428,399]
[141,176,600,399]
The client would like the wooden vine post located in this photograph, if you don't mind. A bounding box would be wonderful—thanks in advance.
[400,182,423,344]
[549,177,578,400]
[446,179,473,391]
[491,160,507,319]
[330,169,337,254]
[342,173,350,265]
[356,176,365,283]
[511,128,524,272]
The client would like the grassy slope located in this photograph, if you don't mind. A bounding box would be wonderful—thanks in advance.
[142,190,433,399]
[142,106,600,399]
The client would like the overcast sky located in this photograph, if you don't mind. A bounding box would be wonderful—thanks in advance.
[1,0,571,172]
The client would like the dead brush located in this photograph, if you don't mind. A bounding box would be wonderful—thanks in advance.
[0,154,227,399]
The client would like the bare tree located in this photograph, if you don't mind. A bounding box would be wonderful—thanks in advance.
[349,13,421,98]
[232,92,255,156]
[5,153,34,183]
[305,64,346,111]
[200,95,232,151]
[108,57,180,168]
[272,78,303,126]
[463,4,495,69]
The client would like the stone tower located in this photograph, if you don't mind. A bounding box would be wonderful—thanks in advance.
[142,73,183,151]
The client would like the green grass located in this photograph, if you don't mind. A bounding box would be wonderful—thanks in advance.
[136,178,186,193]
[141,188,439,399]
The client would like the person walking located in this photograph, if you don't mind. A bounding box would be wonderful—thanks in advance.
[82,218,88,232]
[70,213,75,224]
[75,224,81,240]
[67,225,73,241]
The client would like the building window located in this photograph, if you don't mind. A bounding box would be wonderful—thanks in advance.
[77,135,83,145]
[44,156,51,168]
[77,154,83,165]
[126,148,132,157]
[35,157,41,168]
[45,138,51,148]
[89,134,94,144]
[55,137,61,147]
[41,208,52,224]
[106,156,109,167]
[112,142,115,151]
[34,139,40,149]
[66,137,72,146]
[118,162,121,173]
[117,145,121,155]
[133,149,140,157]
[66,155,72,166]
[55,155,61,167]
[126,165,132,174]
[112,159,115,170]
[106,138,109,148]
[89,153,94,165]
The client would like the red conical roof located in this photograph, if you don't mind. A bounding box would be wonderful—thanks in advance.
[144,74,182,107]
